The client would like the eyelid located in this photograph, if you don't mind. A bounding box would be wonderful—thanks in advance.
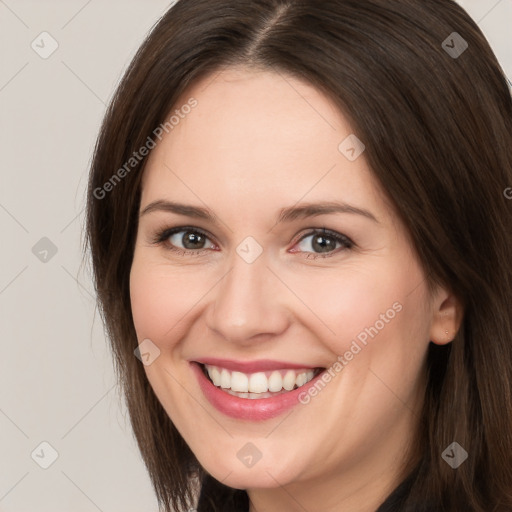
[151,225,217,249]
[294,228,353,247]
[151,225,354,258]
[290,228,354,259]
[151,226,218,254]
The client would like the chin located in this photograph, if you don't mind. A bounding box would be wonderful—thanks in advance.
[198,452,303,490]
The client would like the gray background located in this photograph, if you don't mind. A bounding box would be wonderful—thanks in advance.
[0,1,510,510]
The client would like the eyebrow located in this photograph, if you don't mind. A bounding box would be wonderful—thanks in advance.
[139,200,379,224]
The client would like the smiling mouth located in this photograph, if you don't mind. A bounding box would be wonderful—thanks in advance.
[199,363,325,399]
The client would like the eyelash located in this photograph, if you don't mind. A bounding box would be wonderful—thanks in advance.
[151,226,354,259]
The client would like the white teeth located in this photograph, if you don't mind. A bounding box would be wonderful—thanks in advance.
[249,372,268,393]
[220,369,230,388]
[231,371,249,392]
[204,364,318,394]
[296,373,306,387]
[210,366,221,386]
[283,370,296,391]
[268,371,283,392]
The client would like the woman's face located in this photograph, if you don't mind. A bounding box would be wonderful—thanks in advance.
[130,67,456,507]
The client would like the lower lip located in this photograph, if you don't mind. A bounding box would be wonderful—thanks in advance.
[191,362,325,421]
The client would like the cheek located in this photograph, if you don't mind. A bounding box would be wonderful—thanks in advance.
[319,262,431,398]
[284,259,414,354]
[129,260,195,345]
[291,260,430,385]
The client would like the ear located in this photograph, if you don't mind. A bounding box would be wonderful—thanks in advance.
[429,286,464,345]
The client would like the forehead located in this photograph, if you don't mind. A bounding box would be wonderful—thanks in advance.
[140,67,387,222]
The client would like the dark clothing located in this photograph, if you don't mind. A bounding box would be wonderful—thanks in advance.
[374,464,436,512]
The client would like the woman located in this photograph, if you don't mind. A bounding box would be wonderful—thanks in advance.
[84,0,512,510]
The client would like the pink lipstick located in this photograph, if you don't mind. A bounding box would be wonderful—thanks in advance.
[190,360,326,421]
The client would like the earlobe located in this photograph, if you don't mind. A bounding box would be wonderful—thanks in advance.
[429,290,464,345]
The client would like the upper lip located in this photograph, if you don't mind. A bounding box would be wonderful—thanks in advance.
[192,357,321,373]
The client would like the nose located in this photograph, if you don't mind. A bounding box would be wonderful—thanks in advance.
[205,247,290,345]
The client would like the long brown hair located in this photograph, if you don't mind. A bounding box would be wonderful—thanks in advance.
[84,0,512,510]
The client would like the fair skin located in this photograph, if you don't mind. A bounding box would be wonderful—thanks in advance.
[129,67,462,512]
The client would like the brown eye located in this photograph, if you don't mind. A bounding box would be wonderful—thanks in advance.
[172,230,208,250]
[153,226,216,255]
[292,229,353,258]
